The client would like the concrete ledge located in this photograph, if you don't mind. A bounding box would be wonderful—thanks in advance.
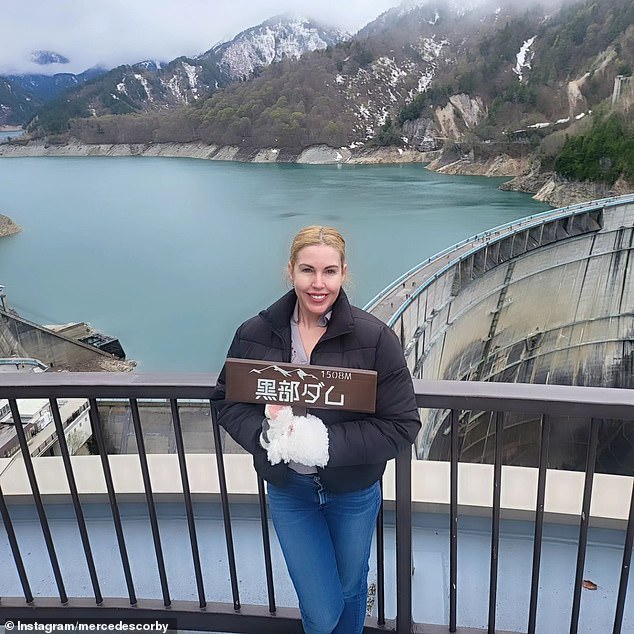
[1,455,631,527]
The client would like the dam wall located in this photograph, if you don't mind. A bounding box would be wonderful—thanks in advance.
[0,308,114,370]
[367,194,634,470]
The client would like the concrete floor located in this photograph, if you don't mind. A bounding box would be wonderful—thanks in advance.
[1,502,631,633]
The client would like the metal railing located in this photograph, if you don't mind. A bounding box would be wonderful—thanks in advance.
[0,372,633,634]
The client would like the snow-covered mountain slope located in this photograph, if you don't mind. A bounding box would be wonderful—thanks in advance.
[0,15,348,125]
[206,15,348,80]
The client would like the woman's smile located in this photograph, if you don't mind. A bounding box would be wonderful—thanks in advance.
[289,244,347,324]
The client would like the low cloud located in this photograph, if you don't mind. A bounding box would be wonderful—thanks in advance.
[0,0,398,75]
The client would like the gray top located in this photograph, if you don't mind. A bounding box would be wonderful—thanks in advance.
[290,301,331,364]
[288,302,331,474]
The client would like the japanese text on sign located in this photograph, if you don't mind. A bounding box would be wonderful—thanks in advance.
[224,359,377,413]
[254,378,344,406]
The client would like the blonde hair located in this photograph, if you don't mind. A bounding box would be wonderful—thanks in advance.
[289,226,346,267]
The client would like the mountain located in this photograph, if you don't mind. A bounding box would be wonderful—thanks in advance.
[0,67,107,126]
[203,15,348,81]
[69,0,547,149]
[30,50,70,66]
[9,15,348,132]
[12,0,634,193]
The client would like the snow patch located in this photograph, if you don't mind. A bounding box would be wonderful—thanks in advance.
[417,69,435,93]
[181,62,200,96]
[357,104,371,120]
[162,76,188,103]
[427,11,440,25]
[218,18,343,80]
[341,36,446,143]
[417,36,448,62]
[134,74,153,102]
[514,36,536,82]
[373,57,408,87]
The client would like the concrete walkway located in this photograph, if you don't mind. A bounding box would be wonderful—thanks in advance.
[365,197,630,325]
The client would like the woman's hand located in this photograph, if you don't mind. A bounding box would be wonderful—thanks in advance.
[260,404,329,467]
[260,405,295,465]
[265,403,291,420]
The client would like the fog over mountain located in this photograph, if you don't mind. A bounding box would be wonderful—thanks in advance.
[0,0,399,75]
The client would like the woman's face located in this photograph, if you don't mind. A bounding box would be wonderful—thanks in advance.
[289,244,347,322]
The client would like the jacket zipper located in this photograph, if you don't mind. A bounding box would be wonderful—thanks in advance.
[271,327,292,362]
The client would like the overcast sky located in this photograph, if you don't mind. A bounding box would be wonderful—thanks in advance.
[1,0,400,75]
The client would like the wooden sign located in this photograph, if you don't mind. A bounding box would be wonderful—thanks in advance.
[225,358,377,413]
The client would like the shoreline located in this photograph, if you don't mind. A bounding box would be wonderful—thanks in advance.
[0,139,436,166]
[2,139,629,207]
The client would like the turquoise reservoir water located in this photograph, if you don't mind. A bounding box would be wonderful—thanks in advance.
[0,157,551,371]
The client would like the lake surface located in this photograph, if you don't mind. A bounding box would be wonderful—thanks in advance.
[0,157,551,371]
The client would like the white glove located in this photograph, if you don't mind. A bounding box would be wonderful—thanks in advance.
[260,404,329,467]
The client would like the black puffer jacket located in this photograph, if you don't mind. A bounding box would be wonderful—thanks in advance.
[212,289,421,492]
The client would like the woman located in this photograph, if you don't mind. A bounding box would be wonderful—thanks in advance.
[213,226,421,634]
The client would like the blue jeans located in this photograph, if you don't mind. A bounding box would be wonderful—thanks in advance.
[267,472,382,634]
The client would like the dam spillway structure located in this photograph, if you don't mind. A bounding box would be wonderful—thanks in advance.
[367,193,634,475]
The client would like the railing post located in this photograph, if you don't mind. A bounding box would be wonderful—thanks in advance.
[88,398,137,605]
[169,398,207,609]
[376,480,386,626]
[256,475,277,614]
[49,398,102,605]
[210,402,241,610]
[570,418,600,634]
[613,474,634,634]
[0,485,33,603]
[528,415,551,634]
[488,411,504,634]
[130,398,171,607]
[395,448,413,634]
[10,399,68,604]
[449,409,459,633]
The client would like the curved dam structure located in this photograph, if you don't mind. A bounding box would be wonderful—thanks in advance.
[367,193,634,474]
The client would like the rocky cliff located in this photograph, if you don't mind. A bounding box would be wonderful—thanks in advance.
[424,147,634,207]
[426,152,530,178]
[501,166,632,207]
